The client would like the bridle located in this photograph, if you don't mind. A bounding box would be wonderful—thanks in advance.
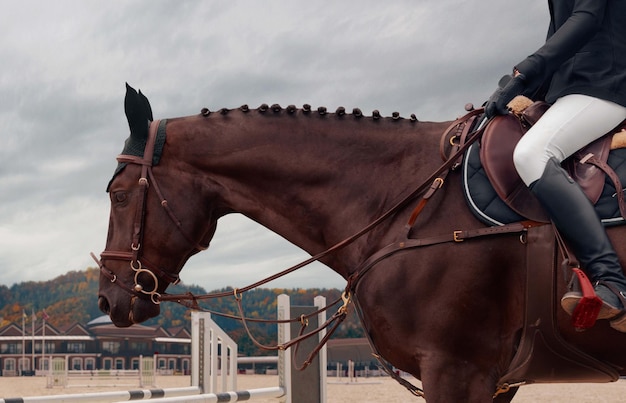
[92,119,207,304]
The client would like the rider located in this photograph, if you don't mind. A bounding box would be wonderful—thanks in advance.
[485,0,626,332]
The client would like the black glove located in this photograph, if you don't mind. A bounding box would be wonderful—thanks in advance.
[484,74,527,118]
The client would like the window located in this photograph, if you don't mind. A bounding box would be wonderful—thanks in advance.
[2,343,22,354]
[45,342,55,354]
[66,342,85,353]
[33,341,55,353]
[115,358,124,370]
[4,358,16,371]
[130,341,148,352]
[155,343,166,354]
[85,358,95,370]
[102,341,120,354]
[72,358,82,370]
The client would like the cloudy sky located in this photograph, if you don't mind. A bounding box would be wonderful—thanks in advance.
[0,1,548,291]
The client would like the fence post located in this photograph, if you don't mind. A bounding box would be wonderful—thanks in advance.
[277,294,292,403]
[314,296,328,402]
[277,294,327,403]
[139,355,155,387]
[191,311,237,394]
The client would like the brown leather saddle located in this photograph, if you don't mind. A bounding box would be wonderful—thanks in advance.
[480,101,626,223]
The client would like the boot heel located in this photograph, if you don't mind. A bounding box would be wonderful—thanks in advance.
[561,291,581,316]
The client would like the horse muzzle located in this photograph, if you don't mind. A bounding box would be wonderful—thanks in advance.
[93,251,166,326]
[98,290,160,327]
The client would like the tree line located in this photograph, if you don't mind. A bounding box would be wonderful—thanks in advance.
[0,268,364,356]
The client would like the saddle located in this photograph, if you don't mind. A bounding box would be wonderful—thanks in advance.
[480,99,626,223]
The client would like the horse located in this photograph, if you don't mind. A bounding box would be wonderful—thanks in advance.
[96,84,626,402]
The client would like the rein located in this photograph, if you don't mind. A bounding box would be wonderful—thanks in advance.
[160,107,489,304]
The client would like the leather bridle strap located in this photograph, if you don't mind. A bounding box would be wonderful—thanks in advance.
[97,119,205,303]
[97,251,181,285]
[115,126,208,253]
[116,166,209,252]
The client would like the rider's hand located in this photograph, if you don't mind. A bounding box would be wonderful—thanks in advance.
[484,74,527,119]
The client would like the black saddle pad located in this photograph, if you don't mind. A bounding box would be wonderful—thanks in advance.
[462,143,626,226]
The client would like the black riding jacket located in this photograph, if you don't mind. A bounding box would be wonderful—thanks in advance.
[515,0,626,107]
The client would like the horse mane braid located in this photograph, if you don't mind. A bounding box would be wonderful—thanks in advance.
[200,104,419,122]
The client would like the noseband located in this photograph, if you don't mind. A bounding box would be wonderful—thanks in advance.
[93,120,206,304]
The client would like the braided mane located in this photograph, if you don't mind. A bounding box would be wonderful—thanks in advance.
[200,103,420,122]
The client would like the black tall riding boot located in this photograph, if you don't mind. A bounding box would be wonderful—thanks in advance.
[530,157,626,331]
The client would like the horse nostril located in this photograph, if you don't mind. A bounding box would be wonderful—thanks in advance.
[98,296,111,314]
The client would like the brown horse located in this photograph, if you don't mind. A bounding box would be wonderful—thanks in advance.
[97,84,626,402]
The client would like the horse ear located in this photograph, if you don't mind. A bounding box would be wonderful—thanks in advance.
[124,83,151,141]
[138,90,154,121]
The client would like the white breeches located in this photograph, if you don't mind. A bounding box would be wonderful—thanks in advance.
[513,94,626,185]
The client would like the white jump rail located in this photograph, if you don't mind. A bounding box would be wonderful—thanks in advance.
[110,386,285,403]
[0,387,201,403]
[46,355,155,388]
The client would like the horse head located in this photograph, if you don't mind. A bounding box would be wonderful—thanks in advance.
[97,84,217,327]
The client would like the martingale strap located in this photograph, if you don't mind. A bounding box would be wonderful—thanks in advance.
[348,222,536,290]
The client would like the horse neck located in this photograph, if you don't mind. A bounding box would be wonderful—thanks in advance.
[166,111,446,277]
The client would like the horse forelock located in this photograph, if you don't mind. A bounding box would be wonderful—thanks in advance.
[106,119,168,192]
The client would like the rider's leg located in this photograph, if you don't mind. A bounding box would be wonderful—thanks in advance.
[530,157,626,318]
[513,94,626,329]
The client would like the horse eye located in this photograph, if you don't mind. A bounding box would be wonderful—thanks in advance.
[114,192,127,203]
